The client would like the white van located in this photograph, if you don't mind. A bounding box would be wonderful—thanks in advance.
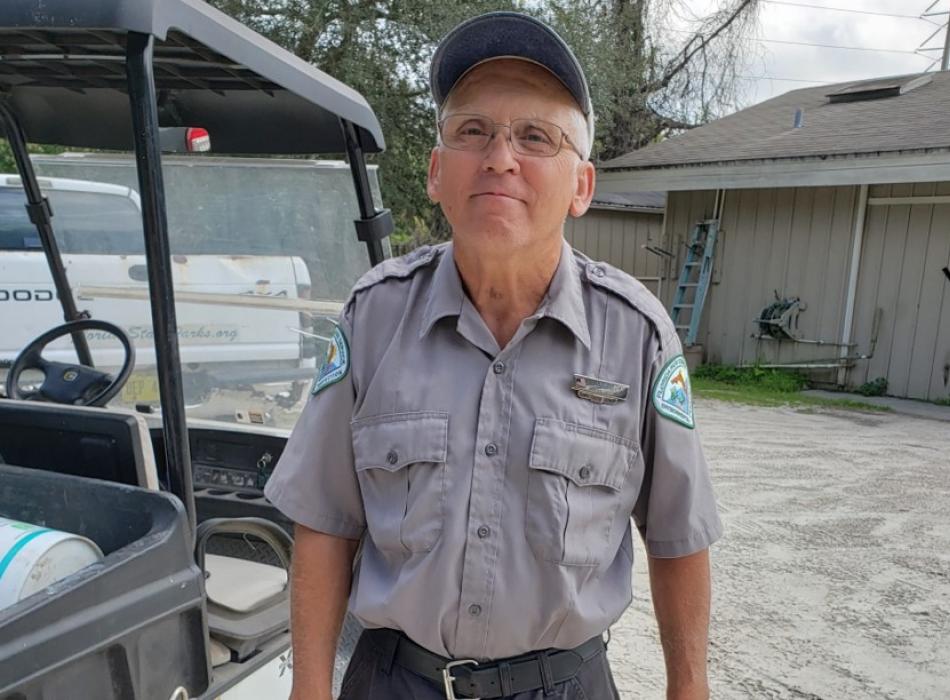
[0,175,316,407]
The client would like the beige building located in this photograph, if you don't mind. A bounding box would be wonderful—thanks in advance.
[592,72,950,402]
[564,191,665,296]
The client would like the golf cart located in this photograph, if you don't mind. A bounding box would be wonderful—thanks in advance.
[0,1,391,698]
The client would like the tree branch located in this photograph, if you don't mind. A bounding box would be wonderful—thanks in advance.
[639,0,757,95]
[653,113,699,131]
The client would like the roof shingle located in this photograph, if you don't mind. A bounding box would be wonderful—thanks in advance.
[600,72,950,171]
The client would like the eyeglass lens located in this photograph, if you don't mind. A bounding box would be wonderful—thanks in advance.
[441,115,563,156]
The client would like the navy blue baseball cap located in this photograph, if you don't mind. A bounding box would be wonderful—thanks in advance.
[430,12,592,116]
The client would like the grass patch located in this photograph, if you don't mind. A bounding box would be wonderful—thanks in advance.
[692,365,890,412]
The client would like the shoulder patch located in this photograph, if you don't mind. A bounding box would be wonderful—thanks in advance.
[311,325,350,395]
[582,259,677,343]
[651,355,695,429]
[350,243,443,295]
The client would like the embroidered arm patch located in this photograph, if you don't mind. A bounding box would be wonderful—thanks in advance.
[311,325,350,395]
[651,355,695,429]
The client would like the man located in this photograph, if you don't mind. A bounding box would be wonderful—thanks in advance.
[264,11,723,700]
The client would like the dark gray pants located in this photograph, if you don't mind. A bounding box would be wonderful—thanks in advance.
[338,631,622,700]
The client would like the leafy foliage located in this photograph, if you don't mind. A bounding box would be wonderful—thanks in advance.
[0,140,65,176]
[856,377,888,397]
[693,363,808,393]
[691,364,889,412]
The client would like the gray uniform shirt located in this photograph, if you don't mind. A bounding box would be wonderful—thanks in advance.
[264,240,723,661]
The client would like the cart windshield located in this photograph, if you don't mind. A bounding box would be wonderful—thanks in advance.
[1,151,383,429]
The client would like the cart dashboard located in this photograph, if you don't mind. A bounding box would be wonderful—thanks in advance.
[145,422,294,535]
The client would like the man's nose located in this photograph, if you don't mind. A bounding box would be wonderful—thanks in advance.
[481,126,520,172]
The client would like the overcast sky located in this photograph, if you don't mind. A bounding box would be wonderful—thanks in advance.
[694,0,950,107]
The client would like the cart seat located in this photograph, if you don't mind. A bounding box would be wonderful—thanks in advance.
[203,552,290,660]
[205,554,288,612]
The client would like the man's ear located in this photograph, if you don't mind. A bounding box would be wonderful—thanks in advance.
[426,147,441,203]
[568,160,596,218]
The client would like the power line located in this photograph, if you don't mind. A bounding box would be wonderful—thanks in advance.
[738,74,826,84]
[668,28,930,57]
[756,36,929,56]
[761,0,928,20]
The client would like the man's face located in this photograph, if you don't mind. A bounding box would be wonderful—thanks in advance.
[427,59,595,253]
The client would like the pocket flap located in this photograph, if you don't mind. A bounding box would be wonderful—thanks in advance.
[351,412,449,472]
[529,418,635,490]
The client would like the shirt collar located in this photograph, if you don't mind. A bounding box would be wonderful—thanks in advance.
[419,242,466,339]
[419,239,591,350]
[540,239,591,350]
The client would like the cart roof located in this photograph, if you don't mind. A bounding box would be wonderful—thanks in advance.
[0,0,385,154]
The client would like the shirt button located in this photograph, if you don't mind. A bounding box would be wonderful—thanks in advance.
[468,604,482,617]
[386,450,398,465]
[591,266,605,277]
[493,362,506,375]
[484,443,498,457]
[579,464,592,480]
[477,525,491,539]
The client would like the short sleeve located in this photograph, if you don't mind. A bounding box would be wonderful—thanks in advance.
[632,330,723,558]
[263,312,365,540]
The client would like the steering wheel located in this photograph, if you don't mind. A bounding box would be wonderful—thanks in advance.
[5,319,135,407]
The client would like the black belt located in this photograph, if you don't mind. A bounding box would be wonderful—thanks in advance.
[364,628,605,699]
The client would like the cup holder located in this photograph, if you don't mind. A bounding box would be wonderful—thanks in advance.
[206,489,230,496]
[235,492,261,500]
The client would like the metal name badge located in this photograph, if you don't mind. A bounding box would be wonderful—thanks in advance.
[571,374,629,404]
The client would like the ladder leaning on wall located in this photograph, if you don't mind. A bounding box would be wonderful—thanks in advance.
[670,220,720,347]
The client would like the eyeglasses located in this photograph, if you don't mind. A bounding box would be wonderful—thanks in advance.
[438,113,585,159]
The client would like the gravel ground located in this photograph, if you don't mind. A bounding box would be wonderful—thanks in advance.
[607,398,950,700]
[198,388,949,699]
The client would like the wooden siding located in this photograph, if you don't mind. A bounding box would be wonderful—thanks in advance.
[660,184,950,400]
[687,186,859,372]
[851,183,950,401]
[564,209,664,296]
[658,190,720,309]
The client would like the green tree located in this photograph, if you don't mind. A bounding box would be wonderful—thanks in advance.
[0,140,65,175]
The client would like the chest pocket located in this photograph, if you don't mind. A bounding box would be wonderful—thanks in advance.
[526,418,638,567]
[351,411,448,554]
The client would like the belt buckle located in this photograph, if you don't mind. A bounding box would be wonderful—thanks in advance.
[442,658,480,700]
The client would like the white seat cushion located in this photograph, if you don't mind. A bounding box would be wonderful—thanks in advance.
[204,554,288,613]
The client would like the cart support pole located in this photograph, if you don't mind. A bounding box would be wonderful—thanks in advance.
[126,32,196,540]
[0,103,95,367]
[343,120,392,267]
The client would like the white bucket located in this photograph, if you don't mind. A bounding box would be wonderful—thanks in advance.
[0,516,104,610]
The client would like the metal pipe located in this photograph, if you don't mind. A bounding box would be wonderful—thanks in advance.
[712,189,726,220]
[943,18,950,71]
[751,334,856,348]
[126,32,196,540]
[77,285,344,315]
[342,120,385,267]
[0,102,94,367]
[838,184,869,386]
[711,189,725,289]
